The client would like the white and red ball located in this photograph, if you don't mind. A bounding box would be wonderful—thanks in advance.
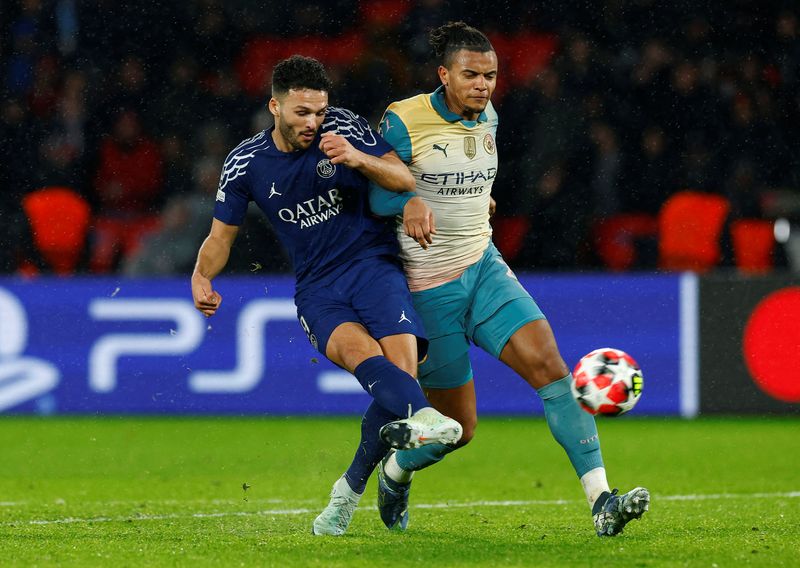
[571,348,643,416]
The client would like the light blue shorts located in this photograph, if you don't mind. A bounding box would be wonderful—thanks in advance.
[413,242,545,389]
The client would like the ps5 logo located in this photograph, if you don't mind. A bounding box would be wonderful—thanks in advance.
[0,285,355,414]
[0,287,60,411]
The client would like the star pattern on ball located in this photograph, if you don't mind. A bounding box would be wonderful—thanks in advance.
[580,378,618,410]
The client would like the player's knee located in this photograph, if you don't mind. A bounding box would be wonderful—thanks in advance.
[454,417,477,448]
[331,343,382,372]
[326,325,384,371]
[529,348,570,386]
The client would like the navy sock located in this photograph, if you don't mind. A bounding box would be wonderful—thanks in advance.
[353,356,430,417]
[538,374,605,478]
[343,401,397,494]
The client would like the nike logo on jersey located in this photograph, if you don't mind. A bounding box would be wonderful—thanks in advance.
[433,143,449,157]
[398,311,411,324]
[268,182,282,198]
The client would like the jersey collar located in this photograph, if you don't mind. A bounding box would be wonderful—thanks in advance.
[430,85,488,126]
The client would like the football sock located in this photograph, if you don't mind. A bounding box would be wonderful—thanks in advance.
[343,400,396,494]
[538,374,605,479]
[393,442,454,475]
[581,467,611,509]
[353,356,430,417]
[383,450,415,483]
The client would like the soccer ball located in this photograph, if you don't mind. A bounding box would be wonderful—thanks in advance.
[571,348,643,416]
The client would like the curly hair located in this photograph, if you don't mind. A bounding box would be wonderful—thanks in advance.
[429,21,494,67]
[271,55,332,98]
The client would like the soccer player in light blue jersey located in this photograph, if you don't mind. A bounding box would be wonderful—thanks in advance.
[369,22,649,537]
[190,55,462,536]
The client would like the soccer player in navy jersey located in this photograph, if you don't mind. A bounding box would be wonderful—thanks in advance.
[369,23,649,537]
[190,55,462,536]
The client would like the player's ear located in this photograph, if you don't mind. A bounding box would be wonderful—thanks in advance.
[268,97,279,117]
[437,65,449,87]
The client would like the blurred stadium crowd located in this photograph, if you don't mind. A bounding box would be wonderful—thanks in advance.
[1,0,799,276]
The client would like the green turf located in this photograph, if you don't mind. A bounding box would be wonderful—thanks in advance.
[1,416,798,567]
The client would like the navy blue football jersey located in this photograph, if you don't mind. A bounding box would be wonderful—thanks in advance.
[214,107,399,291]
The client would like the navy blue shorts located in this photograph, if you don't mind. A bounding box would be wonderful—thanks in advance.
[295,255,428,360]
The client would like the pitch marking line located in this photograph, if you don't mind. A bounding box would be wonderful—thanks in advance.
[3,491,798,527]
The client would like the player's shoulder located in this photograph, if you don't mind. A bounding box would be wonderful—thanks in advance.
[386,93,430,119]
[322,106,381,147]
[226,130,272,161]
[219,130,272,190]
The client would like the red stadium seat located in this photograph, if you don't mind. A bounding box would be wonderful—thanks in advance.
[658,191,730,271]
[22,186,91,275]
[236,33,365,97]
[593,213,659,271]
[730,219,775,273]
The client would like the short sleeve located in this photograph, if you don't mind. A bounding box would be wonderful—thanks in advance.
[213,149,252,226]
[378,109,412,163]
[369,183,416,216]
[322,107,393,158]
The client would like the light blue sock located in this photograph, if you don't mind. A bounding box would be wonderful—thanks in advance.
[395,443,455,471]
[538,374,604,478]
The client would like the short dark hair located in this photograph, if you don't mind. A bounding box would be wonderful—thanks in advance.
[271,55,332,98]
[429,21,494,67]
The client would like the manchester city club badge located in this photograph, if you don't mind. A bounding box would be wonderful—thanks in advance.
[483,132,496,154]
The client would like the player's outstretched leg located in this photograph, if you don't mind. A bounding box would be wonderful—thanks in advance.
[592,487,650,536]
[313,401,397,536]
[377,374,475,530]
[312,476,363,536]
[379,406,463,449]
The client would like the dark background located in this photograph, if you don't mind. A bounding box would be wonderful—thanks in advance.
[2,0,799,276]
[699,275,800,413]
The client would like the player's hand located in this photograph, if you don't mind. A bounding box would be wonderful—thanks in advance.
[319,131,363,168]
[489,196,496,217]
[403,196,436,250]
[191,272,222,317]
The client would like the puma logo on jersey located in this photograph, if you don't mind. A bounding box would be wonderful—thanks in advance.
[433,143,449,157]
[268,182,282,198]
[398,311,411,324]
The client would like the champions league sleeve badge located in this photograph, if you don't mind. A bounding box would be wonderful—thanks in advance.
[464,136,477,159]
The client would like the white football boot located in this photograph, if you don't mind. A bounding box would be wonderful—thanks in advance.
[312,476,362,536]
[379,407,463,450]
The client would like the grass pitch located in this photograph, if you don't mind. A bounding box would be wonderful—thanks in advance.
[1,416,798,567]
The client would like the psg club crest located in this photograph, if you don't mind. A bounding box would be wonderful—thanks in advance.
[483,133,496,155]
[316,159,336,179]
